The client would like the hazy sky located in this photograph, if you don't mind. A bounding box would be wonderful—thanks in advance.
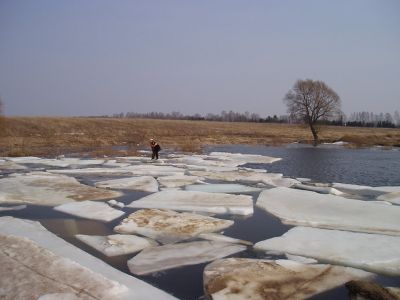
[1,0,399,117]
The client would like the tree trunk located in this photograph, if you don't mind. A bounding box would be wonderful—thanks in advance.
[309,122,319,146]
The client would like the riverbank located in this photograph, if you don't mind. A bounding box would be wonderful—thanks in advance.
[1,117,400,157]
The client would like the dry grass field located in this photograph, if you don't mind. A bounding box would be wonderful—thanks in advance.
[1,117,400,157]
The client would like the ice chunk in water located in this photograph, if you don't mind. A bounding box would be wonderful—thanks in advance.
[254,226,400,276]
[127,190,254,216]
[203,258,372,300]
[209,152,282,164]
[54,200,125,222]
[256,187,400,235]
[377,191,400,205]
[114,209,234,244]
[185,183,260,194]
[0,205,27,212]
[128,241,246,275]
[294,183,344,195]
[75,234,157,256]
[157,175,204,188]
[95,176,159,192]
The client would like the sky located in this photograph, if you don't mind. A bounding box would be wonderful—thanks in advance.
[0,0,399,117]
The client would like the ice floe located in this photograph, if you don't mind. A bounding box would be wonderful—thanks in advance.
[127,190,254,216]
[294,183,344,195]
[256,187,400,235]
[157,175,204,188]
[114,209,234,244]
[185,183,260,194]
[254,226,400,276]
[333,182,400,194]
[0,205,27,212]
[0,217,177,300]
[6,157,105,168]
[0,172,122,206]
[128,241,246,275]
[95,176,159,192]
[54,200,125,222]
[0,160,27,170]
[76,234,157,256]
[209,152,282,164]
[108,199,125,208]
[198,233,253,246]
[377,191,400,205]
[203,258,372,300]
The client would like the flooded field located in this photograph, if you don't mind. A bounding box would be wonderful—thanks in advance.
[1,145,400,299]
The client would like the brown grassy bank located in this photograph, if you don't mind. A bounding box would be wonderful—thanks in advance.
[1,117,400,157]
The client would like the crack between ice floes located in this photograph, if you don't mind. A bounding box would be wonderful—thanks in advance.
[1,249,100,300]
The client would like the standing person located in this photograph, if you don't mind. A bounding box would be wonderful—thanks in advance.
[149,139,161,160]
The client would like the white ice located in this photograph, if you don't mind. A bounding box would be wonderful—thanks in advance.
[127,241,246,275]
[54,200,125,222]
[185,183,260,194]
[254,226,400,276]
[203,258,371,300]
[377,192,400,205]
[114,209,234,244]
[0,172,122,206]
[0,217,177,300]
[333,182,400,194]
[209,152,282,164]
[157,175,204,188]
[95,176,159,192]
[75,234,157,256]
[6,157,104,168]
[0,205,27,212]
[198,233,253,246]
[294,183,344,195]
[256,187,400,235]
[127,190,254,216]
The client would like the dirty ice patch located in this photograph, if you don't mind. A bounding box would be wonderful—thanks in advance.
[0,217,178,300]
[114,209,234,244]
[157,175,204,188]
[128,241,246,275]
[185,183,260,194]
[254,226,400,276]
[0,172,122,206]
[95,176,159,192]
[75,234,157,257]
[127,190,254,216]
[203,258,372,300]
[54,200,125,222]
[256,187,400,235]
[208,152,282,164]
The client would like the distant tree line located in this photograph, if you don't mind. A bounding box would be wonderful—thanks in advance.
[105,110,400,128]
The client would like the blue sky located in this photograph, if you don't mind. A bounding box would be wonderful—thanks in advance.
[0,0,399,117]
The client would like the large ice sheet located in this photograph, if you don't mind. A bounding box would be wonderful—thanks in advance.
[185,183,260,194]
[333,182,400,193]
[256,187,400,235]
[114,209,234,244]
[128,241,246,275]
[54,200,125,222]
[204,258,372,300]
[0,172,122,206]
[95,176,159,192]
[189,170,283,184]
[0,160,27,170]
[76,234,157,256]
[0,217,177,300]
[157,175,204,188]
[254,226,400,276]
[127,190,254,216]
[7,157,104,168]
[209,152,282,164]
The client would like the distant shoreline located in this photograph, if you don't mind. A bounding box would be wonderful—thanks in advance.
[1,117,399,157]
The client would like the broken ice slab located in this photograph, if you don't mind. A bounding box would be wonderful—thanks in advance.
[0,205,27,212]
[75,234,157,256]
[333,182,400,194]
[254,226,400,276]
[114,209,234,244]
[294,183,344,195]
[6,157,105,168]
[49,164,185,177]
[203,258,372,300]
[167,155,241,168]
[185,183,261,194]
[0,217,177,300]
[127,241,246,275]
[256,187,400,235]
[157,175,204,188]
[95,176,159,192]
[377,191,400,205]
[0,160,27,170]
[0,172,122,206]
[127,190,254,216]
[208,152,282,164]
[198,233,253,246]
[54,200,125,222]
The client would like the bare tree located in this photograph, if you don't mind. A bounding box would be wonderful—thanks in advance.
[284,79,341,145]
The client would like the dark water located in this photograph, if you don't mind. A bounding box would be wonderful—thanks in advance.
[1,145,400,299]
[208,144,400,186]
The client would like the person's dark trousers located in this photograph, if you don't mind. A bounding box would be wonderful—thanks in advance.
[152,150,159,160]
